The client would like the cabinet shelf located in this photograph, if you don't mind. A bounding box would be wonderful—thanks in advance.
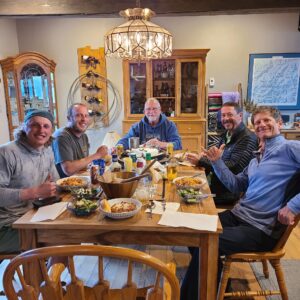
[153,79,175,82]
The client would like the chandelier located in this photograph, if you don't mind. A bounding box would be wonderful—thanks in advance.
[104,1,173,60]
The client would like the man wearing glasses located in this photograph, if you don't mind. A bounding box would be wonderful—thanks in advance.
[117,98,182,150]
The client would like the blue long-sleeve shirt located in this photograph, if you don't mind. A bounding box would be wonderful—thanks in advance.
[212,134,300,237]
[117,114,182,150]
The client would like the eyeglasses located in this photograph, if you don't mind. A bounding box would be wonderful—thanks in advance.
[145,107,160,112]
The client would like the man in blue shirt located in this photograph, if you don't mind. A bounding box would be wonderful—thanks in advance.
[181,106,300,299]
[117,98,182,150]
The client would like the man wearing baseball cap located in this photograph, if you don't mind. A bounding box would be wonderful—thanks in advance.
[0,109,58,253]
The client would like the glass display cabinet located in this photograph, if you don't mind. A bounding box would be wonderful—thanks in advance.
[0,52,58,140]
[123,49,210,150]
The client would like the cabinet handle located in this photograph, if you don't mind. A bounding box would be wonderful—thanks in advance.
[188,127,191,130]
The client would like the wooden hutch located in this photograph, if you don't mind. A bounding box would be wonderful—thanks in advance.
[122,49,209,151]
[0,52,58,140]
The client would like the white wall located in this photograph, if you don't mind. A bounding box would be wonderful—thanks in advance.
[2,12,299,150]
[0,19,19,144]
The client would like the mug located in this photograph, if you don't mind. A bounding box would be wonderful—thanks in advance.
[129,137,140,149]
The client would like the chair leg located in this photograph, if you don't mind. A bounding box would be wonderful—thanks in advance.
[262,259,269,278]
[217,259,231,300]
[269,259,288,300]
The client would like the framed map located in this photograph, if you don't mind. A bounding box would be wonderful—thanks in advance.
[247,53,300,110]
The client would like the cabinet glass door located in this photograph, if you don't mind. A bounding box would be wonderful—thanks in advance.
[152,59,176,117]
[129,62,147,114]
[6,71,19,127]
[20,63,49,112]
[179,61,199,115]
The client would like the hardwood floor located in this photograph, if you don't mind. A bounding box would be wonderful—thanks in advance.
[0,223,299,299]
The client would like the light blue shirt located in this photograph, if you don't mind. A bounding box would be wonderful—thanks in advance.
[212,135,300,236]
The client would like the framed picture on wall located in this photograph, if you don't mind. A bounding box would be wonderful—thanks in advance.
[247,53,300,110]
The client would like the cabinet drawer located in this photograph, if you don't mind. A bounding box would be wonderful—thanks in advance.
[285,132,300,140]
[177,123,202,134]
[181,136,202,152]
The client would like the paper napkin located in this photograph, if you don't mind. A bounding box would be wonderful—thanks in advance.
[158,211,218,232]
[31,202,67,222]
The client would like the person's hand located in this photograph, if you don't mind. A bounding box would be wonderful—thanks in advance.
[95,145,108,159]
[35,174,56,199]
[202,144,225,162]
[185,152,201,165]
[145,138,161,148]
[278,206,296,225]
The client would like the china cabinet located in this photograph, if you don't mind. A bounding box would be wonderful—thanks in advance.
[122,49,210,151]
[0,52,58,140]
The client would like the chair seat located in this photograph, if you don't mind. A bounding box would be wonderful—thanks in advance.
[228,248,285,260]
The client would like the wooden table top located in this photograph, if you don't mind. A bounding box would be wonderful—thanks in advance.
[13,167,222,235]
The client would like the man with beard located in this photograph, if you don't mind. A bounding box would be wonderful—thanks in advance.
[52,103,108,178]
[181,106,300,300]
[117,98,182,150]
[186,102,258,205]
[0,110,58,253]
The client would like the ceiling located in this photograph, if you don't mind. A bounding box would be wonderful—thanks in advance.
[0,0,299,17]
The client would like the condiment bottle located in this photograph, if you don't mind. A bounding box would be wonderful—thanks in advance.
[145,152,152,166]
[166,157,177,181]
[136,155,146,174]
[130,154,137,172]
[167,142,174,157]
[116,144,124,157]
[123,157,133,172]
[99,159,106,176]
[110,154,121,172]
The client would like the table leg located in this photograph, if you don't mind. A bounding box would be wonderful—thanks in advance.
[199,233,219,300]
[19,229,42,291]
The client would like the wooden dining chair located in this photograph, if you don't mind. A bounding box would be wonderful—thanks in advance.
[217,213,300,300]
[0,252,20,295]
[3,244,180,300]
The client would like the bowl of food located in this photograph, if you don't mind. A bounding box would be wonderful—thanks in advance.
[173,176,205,190]
[56,176,89,191]
[99,198,142,219]
[98,172,139,199]
[177,188,208,203]
[67,198,98,216]
[70,187,101,200]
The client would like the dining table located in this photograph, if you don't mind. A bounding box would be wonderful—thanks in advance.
[13,166,222,300]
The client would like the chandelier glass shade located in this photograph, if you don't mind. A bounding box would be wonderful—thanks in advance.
[104,7,173,60]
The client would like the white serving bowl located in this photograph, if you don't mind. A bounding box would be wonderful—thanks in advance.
[99,198,142,219]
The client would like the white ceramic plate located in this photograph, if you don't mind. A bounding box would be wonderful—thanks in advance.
[99,198,142,219]
[56,176,90,191]
[173,176,206,190]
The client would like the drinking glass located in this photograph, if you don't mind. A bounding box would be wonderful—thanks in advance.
[134,181,150,205]
[166,158,177,181]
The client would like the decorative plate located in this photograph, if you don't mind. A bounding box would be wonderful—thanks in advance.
[99,198,142,219]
